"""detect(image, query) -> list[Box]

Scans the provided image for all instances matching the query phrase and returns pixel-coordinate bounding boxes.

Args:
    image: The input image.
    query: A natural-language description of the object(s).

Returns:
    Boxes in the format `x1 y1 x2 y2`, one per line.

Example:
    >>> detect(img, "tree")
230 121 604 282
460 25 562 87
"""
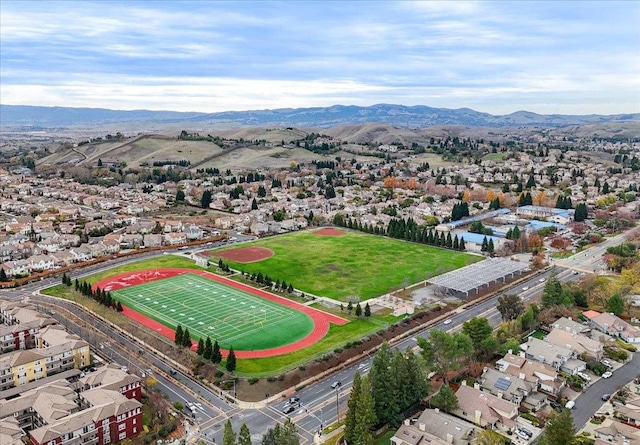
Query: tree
116 301 124 312
226 346 237 372
369 342 397 425
364 302 371 317
0 268 9 282
251 198 258 210
222 420 236 445
538 409 576 445
238 424 251 445
526 175 536 189
475 430 507 445
175 189 185 202
203 337 212 360
430 384 458 412
497 294 524 321
97 158 103 167
353 376 376 445
574 202 588 221
201 189 212 208
211 340 222 363
417 330 472 382
174 325 183 346
261 420 299 445
197 338 205 356
343 371 361 444
541 275 563 307
355 303 362 317
607 293 625 316
181 328 192 348
462 317 493 357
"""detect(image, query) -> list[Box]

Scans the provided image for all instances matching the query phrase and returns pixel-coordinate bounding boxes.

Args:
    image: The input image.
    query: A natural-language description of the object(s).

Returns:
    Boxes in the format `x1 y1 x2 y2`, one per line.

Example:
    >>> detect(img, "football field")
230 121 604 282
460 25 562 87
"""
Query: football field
111 273 314 350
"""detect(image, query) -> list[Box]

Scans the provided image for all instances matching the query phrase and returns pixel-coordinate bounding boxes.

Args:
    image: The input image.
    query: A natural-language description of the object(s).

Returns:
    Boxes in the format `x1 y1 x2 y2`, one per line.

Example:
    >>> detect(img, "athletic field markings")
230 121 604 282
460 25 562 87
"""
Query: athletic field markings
110 273 312 347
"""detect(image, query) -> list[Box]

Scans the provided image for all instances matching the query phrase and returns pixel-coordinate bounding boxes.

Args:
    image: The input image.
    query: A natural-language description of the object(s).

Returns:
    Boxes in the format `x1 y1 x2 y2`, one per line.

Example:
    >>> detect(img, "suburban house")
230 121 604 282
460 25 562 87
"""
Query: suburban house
545 328 603 361
521 337 586 374
391 408 480 445
585 311 640 344
594 420 640 444
613 394 640 428
453 382 519 431
496 352 564 397
478 367 534 406
551 317 591 335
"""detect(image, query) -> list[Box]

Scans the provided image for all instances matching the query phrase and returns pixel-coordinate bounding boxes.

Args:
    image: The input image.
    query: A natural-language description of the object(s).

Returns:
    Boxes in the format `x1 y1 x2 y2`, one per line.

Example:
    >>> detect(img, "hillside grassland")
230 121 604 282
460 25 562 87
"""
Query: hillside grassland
213 230 480 300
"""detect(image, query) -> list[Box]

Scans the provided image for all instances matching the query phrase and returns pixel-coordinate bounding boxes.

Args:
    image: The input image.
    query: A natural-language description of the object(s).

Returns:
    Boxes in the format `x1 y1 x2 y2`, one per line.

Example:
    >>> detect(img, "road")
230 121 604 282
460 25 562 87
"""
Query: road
1 229 636 442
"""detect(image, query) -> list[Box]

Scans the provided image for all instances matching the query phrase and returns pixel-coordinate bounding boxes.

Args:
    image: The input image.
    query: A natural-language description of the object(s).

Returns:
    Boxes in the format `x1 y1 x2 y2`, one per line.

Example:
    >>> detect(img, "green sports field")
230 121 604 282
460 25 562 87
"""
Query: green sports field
214 230 480 300
111 273 314 350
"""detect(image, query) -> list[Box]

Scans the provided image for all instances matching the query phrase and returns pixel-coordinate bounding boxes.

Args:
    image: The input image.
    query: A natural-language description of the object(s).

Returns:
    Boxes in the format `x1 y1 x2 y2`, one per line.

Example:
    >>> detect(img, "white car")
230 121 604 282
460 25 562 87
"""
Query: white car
443 319 452 325
522 286 530 291
515 430 529 440
539 277 546 282
577 372 591 381
602 371 613 379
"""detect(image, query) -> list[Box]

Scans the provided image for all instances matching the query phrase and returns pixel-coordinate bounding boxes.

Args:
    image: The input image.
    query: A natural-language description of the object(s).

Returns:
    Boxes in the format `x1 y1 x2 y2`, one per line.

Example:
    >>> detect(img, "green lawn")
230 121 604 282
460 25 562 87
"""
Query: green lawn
85 255 203 284
213 231 480 300
111 273 313 351
236 318 379 376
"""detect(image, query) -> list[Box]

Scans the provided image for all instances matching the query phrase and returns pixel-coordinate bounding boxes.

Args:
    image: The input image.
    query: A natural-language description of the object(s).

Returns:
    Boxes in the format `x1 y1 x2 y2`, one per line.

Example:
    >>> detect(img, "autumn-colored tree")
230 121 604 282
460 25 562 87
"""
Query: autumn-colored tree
528 234 543 249
461 189 472 202
550 237 572 251
486 189 496 203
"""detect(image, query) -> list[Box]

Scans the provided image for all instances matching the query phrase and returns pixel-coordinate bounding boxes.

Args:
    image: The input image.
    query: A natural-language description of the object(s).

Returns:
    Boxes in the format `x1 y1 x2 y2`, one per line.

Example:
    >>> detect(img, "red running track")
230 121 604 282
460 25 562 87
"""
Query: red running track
93 268 348 359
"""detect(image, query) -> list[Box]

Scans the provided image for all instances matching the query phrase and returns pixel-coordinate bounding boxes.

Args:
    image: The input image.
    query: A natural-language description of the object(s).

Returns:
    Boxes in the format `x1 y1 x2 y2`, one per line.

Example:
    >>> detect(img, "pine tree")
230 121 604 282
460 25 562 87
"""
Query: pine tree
481 236 488 252
343 371 361 444
197 338 205 356
364 302 371 317
459 237 465 250
222 420 236 445
182 328 192 348
487 238 495 254
355 303 362 317
453 235 459 250
116 301 124 312
538 409 576 445
237 424 251 445
353 376 376 445
203 337 212 360
226 346 237 372
174 325 183 346
212 340 222 363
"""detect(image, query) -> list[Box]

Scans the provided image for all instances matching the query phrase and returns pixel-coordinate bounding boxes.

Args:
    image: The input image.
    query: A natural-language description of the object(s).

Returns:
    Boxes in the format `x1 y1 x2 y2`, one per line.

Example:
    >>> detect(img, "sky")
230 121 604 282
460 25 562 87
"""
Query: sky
1 1 639 115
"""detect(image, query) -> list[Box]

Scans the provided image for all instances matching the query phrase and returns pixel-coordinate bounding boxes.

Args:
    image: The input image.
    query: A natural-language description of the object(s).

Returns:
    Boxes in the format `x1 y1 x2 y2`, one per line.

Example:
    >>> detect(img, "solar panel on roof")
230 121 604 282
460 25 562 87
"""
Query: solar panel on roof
494 377 512 391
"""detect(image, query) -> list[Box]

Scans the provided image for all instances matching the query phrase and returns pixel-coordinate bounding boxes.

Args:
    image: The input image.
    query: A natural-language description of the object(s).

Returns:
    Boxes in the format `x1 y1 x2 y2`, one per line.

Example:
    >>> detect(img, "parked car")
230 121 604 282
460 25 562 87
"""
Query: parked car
602 371 613 379
515 430 529 440
577 372 591 381
602 394 611 401
602 360 613 368
549 400 563 412
518 427 533 438
565 400 575 409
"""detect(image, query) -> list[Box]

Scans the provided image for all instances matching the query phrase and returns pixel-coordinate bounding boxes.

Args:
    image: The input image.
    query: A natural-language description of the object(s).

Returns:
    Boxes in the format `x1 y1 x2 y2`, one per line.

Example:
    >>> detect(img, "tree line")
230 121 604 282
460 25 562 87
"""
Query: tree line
332 214 466 251
64 274 123 312
220 417 299 445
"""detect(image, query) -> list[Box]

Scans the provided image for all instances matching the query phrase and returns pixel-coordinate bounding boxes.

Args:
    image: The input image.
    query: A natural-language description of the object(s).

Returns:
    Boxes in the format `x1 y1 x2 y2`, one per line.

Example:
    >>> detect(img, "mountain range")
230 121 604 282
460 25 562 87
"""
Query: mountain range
1 103 639 129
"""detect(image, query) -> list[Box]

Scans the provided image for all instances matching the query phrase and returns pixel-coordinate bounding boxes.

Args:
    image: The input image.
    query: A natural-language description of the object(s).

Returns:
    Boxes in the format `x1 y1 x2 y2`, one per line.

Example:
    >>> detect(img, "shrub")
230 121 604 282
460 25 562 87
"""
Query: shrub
215 370 224 378
520 412 540 426
158 428 169 438
617 339 637 352
248 378 259 385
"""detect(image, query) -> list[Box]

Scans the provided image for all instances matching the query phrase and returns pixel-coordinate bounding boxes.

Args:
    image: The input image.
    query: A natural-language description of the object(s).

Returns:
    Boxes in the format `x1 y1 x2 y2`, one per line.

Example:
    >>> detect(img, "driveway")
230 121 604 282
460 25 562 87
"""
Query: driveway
571 352 640 429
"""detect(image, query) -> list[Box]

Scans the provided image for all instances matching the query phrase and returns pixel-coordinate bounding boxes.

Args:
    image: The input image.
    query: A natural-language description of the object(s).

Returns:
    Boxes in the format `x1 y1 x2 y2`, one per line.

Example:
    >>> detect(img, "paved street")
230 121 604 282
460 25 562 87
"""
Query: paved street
1 229 638 442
